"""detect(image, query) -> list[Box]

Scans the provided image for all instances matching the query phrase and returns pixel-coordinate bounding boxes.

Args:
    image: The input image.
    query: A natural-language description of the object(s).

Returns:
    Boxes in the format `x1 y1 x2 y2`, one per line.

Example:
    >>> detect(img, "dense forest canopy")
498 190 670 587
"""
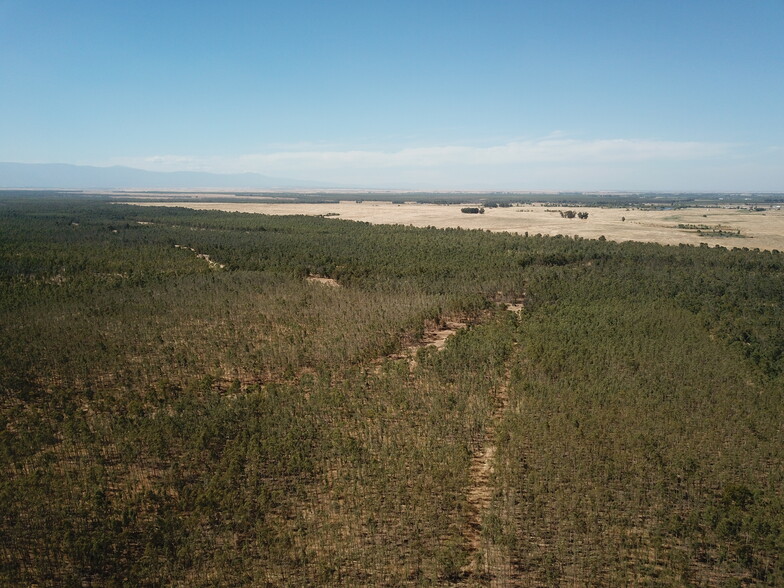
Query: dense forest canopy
1 195 782 585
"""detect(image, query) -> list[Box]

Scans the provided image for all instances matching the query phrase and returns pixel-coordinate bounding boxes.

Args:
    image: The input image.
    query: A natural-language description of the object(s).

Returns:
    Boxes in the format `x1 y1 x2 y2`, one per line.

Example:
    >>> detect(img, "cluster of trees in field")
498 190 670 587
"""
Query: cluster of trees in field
558 209 589 219
1 195 782 585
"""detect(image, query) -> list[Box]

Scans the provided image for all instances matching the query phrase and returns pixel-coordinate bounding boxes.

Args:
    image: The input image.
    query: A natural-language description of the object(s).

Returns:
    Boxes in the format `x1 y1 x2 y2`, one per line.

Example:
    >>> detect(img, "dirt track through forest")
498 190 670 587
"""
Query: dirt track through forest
174 244 225 269
372 301 524 584
461 303 523 586
397 302 522 585
462 372 514 586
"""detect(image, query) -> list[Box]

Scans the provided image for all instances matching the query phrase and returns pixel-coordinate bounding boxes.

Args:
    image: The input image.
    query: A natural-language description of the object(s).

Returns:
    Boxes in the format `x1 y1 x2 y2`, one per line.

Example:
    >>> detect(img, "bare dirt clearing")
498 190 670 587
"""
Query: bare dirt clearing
381 319 468 371
418 320 466 351
305 275 340 287
128 200 784 250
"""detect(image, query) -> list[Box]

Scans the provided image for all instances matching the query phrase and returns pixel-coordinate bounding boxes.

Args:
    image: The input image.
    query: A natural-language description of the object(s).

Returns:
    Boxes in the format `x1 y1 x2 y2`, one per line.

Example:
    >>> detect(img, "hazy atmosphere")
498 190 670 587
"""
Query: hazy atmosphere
1 0 783 190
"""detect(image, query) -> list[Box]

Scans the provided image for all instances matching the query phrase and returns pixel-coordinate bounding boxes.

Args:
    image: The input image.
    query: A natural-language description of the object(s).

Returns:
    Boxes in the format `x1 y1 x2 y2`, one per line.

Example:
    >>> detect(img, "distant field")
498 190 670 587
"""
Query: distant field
127 200 784 250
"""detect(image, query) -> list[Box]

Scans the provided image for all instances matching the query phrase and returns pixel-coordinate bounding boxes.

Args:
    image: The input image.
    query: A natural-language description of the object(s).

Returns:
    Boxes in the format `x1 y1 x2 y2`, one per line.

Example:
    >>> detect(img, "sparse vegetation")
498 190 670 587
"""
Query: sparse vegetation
1 195 782 585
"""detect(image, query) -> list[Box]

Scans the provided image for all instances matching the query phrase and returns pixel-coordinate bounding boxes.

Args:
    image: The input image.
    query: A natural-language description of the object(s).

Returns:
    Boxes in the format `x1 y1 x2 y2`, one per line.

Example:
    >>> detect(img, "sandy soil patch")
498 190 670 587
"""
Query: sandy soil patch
306 275 340 287
419 320 466 351
129 201 784 250
381 320 468 372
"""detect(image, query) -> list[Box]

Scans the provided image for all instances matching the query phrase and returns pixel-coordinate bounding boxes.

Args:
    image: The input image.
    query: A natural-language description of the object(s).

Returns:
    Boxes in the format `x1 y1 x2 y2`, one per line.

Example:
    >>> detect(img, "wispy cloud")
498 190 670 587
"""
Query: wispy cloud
237 138 734 171
98 136 773 190
111 137 735 175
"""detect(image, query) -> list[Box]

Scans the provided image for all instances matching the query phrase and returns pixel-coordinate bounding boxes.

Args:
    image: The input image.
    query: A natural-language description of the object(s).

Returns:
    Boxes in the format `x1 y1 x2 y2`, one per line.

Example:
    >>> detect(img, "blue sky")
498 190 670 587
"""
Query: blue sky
1 0 783 190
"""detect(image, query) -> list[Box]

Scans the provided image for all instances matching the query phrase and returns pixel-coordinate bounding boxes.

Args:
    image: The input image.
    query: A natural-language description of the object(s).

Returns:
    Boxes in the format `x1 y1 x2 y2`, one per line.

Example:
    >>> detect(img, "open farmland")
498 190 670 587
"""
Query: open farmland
127 199 784 251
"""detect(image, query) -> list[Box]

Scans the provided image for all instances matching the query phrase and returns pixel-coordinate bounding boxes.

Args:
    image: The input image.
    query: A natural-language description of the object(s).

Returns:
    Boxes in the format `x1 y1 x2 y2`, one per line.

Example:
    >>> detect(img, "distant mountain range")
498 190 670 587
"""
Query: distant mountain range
0 162 328 190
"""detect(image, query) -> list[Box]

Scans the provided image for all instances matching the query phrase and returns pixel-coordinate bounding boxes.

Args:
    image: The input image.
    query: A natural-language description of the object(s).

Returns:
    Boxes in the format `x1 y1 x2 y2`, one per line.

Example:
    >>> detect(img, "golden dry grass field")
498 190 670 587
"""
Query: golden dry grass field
127 200 784 250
